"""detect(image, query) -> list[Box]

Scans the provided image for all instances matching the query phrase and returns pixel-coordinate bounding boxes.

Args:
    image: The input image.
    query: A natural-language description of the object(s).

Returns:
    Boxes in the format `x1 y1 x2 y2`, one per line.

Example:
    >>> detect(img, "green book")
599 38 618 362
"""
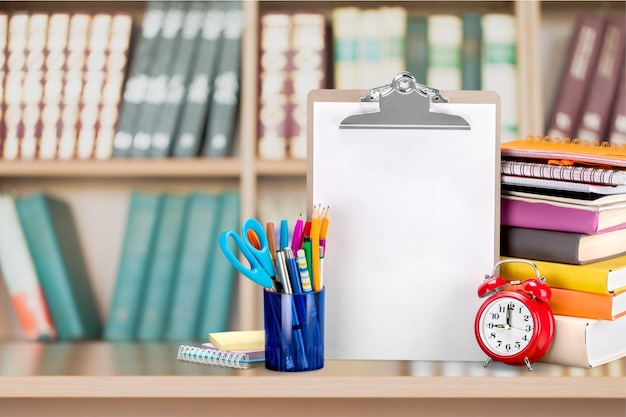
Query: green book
461 13 482 90
172 2 225 158
406 15 428 85
130 1 188 158
104 190 163 341
148 1 205 158
196 190 240 339
112 1 167 158
136 194 188 341
202 1 243 158
165 191 221 341
16 193 101 341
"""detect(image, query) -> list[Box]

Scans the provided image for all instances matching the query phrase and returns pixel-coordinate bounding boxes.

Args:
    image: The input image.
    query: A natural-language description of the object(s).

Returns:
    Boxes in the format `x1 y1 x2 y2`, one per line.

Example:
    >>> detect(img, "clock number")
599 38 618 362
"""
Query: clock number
491 313 500 320
523 314 530 321
525 325 532 332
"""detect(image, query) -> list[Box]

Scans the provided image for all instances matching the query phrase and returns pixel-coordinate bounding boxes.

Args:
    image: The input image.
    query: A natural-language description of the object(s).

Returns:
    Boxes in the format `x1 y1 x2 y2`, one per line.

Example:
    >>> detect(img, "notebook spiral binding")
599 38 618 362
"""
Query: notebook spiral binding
525 135 626 149
177 345 260 369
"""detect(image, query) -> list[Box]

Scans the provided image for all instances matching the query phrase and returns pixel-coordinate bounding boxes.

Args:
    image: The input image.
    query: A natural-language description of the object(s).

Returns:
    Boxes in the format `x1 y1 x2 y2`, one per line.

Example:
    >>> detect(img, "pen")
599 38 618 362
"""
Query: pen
265 222 283 292
280 219 289 249
290 214 304 253
296 248 312 292
275 250 292 294
285 248 303 294
302 236 313 280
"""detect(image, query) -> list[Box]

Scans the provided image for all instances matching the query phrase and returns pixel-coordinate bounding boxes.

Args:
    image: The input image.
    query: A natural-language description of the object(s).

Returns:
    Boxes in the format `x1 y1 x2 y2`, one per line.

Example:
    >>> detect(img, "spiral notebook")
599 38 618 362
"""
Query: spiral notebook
501 135 626 167
177 343 265 369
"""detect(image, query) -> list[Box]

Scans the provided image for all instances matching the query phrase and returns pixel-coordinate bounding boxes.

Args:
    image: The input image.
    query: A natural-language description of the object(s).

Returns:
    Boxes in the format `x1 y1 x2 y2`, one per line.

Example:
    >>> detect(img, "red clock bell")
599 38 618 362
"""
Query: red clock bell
474 259 555 371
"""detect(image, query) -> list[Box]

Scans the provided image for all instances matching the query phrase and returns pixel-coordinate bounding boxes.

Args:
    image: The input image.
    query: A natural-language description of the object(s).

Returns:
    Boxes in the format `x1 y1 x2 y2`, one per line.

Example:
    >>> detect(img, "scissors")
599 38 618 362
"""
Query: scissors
219 217 278 290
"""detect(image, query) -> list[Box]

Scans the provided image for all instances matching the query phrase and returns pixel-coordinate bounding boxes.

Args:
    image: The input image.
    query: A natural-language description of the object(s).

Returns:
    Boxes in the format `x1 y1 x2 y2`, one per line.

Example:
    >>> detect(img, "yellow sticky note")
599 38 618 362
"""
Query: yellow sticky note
209 330 265 351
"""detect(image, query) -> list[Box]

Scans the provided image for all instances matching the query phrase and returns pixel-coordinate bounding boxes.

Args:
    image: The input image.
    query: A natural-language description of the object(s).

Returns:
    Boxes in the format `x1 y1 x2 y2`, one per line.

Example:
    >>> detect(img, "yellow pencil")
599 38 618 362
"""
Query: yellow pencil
310 206 321 291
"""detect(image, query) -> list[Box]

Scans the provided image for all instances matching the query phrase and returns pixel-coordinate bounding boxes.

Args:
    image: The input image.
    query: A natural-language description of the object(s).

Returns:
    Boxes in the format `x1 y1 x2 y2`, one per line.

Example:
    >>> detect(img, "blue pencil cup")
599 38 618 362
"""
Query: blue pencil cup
263 288 324 372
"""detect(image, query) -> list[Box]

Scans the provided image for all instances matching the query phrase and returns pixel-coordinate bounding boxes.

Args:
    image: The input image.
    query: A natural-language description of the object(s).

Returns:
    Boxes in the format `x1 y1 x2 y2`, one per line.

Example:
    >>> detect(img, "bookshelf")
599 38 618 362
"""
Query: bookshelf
0 1 624 411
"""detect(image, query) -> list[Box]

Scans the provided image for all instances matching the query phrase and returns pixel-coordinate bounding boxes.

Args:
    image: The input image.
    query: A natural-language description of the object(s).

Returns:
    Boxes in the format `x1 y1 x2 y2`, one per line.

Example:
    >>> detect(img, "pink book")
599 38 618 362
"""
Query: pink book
501 195 626 234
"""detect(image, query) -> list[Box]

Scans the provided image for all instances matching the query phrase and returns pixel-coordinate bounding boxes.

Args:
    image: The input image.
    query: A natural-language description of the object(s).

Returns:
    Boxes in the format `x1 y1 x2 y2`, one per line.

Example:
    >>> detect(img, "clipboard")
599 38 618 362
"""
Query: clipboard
307 72 501 361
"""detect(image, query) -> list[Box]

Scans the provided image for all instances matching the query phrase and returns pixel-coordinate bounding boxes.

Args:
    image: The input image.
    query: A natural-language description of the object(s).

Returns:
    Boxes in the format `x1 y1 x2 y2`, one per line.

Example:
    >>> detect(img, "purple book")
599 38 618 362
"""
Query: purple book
501 196 626 234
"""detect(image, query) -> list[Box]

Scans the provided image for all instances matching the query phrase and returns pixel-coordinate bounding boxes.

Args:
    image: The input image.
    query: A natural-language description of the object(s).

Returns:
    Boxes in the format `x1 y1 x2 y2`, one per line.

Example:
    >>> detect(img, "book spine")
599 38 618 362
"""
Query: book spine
549 287 622 320
112 1 166 158
39 13 69 160
17 193 101 340
481 13 517 142
405 15 428 85
547 14 606 140
2 13 28 160
501 160 626 186
501 197 603 234
104 190 163 341
58 13 91 160
608 53 626 146
202 1 244 158
171 2 224 158
76 14 111 160
20 13 48 160
427 15 462 91
0 13 6 157
461 13 482 90
257 13 290 160
94 14 133 160
287 12 328 159
165 192 220 341
357 9 382 89
148 2 204 158
499 255 621 294
500 226 588 264
577 15 626 142
0 195 56 341
196 191 240 339
130 2 186 158
137 194 188 342
378 7 407 87
331 7 360 89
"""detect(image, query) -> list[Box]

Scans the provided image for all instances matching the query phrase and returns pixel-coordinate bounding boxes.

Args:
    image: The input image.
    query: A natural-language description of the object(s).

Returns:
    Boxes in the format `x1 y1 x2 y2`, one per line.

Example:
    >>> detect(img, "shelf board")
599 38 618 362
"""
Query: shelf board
0 159 242 178
0 342 623 399
256 159 307 176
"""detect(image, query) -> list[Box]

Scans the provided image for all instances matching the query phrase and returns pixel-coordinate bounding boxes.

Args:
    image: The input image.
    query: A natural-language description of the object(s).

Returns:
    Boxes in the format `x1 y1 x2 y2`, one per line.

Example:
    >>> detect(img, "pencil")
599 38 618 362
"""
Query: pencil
310 206 321 291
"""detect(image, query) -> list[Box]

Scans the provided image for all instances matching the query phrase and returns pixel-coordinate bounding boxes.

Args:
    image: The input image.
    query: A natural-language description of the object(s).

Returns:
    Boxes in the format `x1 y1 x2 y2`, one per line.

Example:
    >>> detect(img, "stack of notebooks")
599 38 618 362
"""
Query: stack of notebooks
499 135 626 367
177 330 265 369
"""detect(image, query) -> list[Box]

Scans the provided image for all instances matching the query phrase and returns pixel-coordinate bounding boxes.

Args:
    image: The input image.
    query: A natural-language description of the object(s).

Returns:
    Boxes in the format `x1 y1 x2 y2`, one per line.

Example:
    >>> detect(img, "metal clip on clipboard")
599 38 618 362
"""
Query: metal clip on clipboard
339 72 471 130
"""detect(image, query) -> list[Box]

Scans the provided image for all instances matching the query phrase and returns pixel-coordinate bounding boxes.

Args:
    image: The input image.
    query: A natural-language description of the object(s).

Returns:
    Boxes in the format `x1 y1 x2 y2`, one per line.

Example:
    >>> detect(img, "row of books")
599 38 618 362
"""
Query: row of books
0 193 101 341
330 8 519 141
547 14 626 147
104 189 240 342
0 1 244 161
498 136 626 367
0 11 133 160
112 1 243 159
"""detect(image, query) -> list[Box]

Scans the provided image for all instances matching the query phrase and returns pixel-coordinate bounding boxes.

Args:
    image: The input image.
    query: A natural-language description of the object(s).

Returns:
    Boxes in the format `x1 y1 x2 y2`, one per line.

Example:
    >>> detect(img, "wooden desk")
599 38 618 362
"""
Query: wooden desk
0 342 623 417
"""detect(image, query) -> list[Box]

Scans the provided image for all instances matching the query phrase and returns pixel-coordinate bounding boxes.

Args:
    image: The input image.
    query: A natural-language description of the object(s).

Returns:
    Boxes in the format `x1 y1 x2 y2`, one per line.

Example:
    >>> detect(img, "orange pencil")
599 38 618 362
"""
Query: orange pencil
310 206 321 291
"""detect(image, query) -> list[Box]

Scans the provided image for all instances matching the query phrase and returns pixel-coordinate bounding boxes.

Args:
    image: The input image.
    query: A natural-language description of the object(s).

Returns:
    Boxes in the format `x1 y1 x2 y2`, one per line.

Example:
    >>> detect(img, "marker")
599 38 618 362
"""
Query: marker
280 219 289 249
291 214 304 253
296 248 312 292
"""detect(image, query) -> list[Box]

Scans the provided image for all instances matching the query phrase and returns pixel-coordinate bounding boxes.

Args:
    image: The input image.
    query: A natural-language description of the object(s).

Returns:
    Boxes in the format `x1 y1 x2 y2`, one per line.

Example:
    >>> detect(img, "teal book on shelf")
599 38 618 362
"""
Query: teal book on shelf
165 191 221 341
104 190 163 341
202 1 243 158
136 193 188 341
461 13 482 90
196 190 240 339
16 193 101 341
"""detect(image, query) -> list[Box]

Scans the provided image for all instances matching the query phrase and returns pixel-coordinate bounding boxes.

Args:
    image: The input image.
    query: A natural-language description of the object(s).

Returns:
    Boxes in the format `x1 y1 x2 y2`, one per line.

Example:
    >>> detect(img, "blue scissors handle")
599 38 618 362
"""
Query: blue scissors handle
218 218 276 289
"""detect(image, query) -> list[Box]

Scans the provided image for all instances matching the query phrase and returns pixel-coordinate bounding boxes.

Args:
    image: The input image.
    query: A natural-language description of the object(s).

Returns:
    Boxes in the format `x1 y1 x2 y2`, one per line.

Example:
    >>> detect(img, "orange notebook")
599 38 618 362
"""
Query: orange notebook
501 135 626 168
547 287 626 320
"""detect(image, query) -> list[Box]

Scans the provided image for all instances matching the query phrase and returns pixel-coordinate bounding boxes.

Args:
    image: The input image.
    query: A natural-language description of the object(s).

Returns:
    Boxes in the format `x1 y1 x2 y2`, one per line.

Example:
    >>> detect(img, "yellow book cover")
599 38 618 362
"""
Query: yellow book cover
499 255 626 295
208 330 265 352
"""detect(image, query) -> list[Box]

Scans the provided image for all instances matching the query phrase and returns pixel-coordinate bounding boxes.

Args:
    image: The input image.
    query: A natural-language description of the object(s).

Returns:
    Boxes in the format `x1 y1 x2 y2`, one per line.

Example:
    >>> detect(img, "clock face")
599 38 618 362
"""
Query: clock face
478 296 535 357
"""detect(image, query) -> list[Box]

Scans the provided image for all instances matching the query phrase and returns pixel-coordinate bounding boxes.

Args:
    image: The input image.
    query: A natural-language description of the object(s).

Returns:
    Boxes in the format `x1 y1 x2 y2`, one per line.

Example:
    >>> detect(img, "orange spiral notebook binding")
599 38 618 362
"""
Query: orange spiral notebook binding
501 135 626 168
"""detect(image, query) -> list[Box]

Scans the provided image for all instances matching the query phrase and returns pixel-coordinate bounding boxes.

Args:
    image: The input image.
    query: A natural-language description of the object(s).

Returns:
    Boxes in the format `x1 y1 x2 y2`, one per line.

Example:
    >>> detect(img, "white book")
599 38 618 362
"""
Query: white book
427 15 462 90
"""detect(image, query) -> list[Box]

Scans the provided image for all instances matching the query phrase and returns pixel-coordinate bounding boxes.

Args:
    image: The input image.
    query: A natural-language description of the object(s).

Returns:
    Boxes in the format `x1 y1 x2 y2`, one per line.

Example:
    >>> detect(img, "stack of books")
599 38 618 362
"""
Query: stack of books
499 135 626 367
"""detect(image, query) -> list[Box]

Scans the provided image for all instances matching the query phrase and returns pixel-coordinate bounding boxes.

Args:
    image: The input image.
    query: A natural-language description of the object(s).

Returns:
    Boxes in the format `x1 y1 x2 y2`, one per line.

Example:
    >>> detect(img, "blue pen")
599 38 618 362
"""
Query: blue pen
285 248 303 294
280 219 289 249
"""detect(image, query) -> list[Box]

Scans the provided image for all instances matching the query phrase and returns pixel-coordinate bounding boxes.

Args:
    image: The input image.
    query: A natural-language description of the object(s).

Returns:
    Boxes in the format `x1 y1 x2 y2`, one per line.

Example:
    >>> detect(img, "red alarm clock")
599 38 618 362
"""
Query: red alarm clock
474 259 555 371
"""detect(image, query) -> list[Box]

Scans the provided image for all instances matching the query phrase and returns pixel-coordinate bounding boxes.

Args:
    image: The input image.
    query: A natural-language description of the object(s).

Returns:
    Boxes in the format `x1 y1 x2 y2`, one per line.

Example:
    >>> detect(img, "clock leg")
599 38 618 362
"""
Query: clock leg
524 357 532 371
483 357 493 368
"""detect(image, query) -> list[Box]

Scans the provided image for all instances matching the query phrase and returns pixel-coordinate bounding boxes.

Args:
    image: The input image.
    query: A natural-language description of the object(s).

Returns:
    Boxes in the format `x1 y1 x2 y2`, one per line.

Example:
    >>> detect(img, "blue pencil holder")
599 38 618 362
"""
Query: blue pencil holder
263 288 324 372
